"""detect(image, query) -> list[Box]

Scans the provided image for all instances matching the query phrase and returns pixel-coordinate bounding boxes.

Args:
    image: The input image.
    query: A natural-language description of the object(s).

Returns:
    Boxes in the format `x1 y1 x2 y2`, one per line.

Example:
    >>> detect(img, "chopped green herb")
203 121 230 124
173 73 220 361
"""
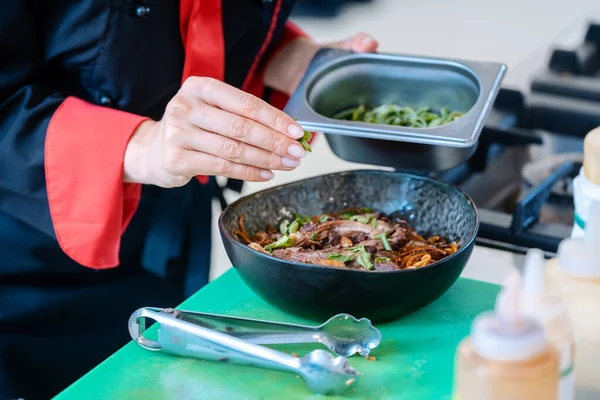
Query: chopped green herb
346 246 373 270
327 253 355 263
293 213 312 225
319 215 329 223
356 251 373 270
281 213 311 235
349 214 375 224
375 257 391 263
288 220 300 234
378 234 392 251
332 104 464 128
298 130 312 152
279 220 290 235
293 119 312 152
265 235 295 252
310 232 318 241
371 218 378 229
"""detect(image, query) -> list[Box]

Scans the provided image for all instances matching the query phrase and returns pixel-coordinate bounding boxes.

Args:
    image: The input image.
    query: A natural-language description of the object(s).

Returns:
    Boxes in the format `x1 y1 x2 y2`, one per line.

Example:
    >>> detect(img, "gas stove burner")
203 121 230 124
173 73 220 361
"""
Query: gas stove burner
521 153 582 199
520 153 581 226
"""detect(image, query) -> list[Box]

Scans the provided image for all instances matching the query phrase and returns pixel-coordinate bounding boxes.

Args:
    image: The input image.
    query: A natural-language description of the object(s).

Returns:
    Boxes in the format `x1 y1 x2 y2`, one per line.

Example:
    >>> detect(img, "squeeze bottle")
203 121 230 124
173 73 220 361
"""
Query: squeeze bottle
454 268 559 400
522 248 575 400
546 200 600 397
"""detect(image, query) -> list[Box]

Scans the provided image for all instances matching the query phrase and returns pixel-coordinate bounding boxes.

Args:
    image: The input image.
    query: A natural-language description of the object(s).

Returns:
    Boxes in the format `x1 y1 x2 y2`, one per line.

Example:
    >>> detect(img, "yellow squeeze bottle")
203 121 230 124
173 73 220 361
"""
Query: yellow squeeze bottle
546 201 600 398
522 248 575 400
454 269 559 400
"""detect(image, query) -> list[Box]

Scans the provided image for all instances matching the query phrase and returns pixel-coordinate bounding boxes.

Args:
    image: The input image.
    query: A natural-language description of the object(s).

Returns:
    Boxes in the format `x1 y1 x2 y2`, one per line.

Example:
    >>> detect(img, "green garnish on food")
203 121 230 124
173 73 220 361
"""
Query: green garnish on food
375 257 391 263
378 234 392 251
280 214 311 235
265 235 295 252
279 220 289 235
288 220 300 234
332 104 464 128
327 253 355 263
347 246 373 270
310 232 318 240
356 250 373 270
348 213 375 224
319 215 329 223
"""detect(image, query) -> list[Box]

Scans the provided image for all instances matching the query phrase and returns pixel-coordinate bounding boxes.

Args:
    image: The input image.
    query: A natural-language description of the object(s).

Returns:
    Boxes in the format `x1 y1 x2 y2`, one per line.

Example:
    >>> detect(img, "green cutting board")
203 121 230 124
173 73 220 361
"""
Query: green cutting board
55 269 499 400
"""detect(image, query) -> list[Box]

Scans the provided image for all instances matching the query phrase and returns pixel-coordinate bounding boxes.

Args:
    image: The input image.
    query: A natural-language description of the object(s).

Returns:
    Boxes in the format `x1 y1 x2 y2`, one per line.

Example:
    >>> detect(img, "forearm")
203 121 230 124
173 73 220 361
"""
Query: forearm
263 36 318 96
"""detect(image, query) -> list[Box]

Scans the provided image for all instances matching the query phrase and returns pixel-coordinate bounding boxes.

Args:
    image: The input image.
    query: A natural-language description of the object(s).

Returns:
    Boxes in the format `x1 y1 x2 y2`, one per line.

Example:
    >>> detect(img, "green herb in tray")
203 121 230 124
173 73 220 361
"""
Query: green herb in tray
332 104 464 128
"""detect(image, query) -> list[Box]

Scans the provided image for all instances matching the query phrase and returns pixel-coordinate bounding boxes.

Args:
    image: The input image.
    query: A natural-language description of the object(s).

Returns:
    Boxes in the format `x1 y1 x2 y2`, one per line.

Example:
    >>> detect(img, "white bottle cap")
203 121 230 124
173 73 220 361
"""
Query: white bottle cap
522 248 568 321
558 200 600 278
471 268 547 361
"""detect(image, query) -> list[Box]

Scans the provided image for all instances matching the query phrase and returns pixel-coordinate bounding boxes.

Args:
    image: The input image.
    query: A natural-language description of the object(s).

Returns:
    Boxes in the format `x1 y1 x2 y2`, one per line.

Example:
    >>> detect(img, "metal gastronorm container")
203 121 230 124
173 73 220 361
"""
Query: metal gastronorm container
283 48 507 171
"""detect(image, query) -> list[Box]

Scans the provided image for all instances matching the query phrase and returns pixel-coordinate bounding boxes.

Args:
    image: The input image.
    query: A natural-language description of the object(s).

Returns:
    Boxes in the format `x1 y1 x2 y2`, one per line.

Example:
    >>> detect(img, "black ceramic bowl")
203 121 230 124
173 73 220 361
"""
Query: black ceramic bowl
219 170 478 322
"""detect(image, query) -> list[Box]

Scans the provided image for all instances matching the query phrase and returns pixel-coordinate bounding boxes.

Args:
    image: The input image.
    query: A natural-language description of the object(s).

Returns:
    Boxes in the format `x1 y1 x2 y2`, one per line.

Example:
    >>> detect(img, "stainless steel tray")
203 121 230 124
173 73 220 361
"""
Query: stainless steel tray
285 48 507 148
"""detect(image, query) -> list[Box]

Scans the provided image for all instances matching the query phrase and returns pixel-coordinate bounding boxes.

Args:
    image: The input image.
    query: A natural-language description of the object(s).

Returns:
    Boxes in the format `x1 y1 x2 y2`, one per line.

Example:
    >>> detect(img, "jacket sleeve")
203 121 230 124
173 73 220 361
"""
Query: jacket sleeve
0 2 147 269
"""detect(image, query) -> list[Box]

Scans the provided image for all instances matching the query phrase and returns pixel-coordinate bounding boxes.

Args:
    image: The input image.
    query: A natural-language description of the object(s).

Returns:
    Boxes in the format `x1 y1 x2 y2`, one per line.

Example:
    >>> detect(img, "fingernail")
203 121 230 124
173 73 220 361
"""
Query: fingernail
362 36 374 44
288 144 306 159
282 157 301 168
287 124 304 139
260 170 275 180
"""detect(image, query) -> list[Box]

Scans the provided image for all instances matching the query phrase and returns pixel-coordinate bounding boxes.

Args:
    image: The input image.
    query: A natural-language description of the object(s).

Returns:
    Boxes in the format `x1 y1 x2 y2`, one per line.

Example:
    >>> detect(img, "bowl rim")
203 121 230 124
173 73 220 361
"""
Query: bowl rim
218 169 479 275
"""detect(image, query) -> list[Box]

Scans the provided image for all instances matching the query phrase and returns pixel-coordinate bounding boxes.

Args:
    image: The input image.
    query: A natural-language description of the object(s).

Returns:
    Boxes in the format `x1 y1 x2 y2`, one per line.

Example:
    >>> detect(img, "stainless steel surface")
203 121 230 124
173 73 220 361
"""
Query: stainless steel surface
324 134 479 172
150 309 381 357
285 48 507 148
129 307 361 395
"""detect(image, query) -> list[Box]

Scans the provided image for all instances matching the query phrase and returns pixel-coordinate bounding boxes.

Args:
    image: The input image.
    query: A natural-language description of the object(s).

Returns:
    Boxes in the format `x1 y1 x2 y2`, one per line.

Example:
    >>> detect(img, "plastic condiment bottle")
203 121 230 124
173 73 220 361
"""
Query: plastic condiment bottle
572 127 600 238
454 269 559 400
521 248 575 400
546 200 600 398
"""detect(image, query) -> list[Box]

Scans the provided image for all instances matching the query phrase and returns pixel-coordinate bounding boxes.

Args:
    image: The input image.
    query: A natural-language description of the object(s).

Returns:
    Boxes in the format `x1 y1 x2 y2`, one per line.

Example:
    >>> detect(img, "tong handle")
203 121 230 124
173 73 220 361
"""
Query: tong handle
129 307 299 372
174 309 317 345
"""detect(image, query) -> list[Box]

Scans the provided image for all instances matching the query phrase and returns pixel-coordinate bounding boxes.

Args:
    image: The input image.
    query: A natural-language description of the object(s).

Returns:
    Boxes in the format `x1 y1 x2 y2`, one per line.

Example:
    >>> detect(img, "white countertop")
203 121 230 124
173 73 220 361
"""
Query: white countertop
460 246 525 285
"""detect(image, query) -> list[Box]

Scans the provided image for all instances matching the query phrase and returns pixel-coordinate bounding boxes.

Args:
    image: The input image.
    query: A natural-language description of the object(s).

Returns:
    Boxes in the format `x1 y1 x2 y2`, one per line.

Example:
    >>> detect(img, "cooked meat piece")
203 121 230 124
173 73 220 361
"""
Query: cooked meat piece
254 231 282 246
248 242 270 255
267 224 277 234
351 233 371 243
301 221 317 232
293 233 323 249
353 239 384 252
272 247 357 266
312 220 374 237
340 237 353 247
373 261 398 271
371 220 395 237
327 231 341 246
364 245 378 253
387 227 411 249
374 250 396 259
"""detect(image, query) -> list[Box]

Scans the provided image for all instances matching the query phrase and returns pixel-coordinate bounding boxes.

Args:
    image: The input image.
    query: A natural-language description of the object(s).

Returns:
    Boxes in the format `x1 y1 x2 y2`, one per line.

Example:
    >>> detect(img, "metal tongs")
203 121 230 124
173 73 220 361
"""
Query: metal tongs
129 307 382 395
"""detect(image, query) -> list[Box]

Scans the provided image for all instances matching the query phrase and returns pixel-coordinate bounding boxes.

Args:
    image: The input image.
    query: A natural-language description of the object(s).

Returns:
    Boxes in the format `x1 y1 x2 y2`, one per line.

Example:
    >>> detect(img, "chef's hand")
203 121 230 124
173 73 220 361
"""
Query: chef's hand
265 32 379 96
123 77 307 187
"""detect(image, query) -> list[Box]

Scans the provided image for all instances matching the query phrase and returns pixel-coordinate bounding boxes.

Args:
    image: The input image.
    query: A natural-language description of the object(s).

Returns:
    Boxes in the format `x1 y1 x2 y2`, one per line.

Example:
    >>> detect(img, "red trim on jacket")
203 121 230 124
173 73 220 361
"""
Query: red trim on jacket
45 97 147 268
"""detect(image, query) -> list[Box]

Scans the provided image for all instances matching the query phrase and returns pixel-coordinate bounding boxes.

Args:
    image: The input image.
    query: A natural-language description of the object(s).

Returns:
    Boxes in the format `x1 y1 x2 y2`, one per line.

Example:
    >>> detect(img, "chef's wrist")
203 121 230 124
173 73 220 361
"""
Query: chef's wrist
264 37 319 96
124 119 155 184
